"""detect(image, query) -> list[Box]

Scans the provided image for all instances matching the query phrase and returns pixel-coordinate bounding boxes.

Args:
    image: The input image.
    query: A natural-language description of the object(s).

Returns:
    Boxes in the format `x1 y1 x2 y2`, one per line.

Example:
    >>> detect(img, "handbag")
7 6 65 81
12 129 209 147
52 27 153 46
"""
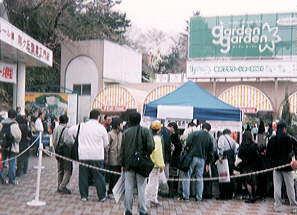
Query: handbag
128 126 154 177
71 124 81 161
216 159 230 183
177 150 192 172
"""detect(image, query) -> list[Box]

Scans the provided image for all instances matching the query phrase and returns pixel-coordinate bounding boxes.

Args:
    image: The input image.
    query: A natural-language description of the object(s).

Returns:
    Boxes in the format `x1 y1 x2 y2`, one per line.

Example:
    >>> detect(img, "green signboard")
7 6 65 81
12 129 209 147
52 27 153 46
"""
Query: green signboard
189 13 297 59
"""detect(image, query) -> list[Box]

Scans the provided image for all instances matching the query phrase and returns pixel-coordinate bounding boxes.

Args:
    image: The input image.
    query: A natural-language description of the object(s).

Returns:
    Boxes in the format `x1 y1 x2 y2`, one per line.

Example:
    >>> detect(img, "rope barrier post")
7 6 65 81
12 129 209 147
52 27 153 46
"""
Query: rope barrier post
27 132 46 207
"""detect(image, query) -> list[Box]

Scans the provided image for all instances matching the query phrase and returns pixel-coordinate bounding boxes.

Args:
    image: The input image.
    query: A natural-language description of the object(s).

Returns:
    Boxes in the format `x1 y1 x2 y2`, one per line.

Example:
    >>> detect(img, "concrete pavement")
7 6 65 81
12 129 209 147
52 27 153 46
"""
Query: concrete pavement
0 156 293 215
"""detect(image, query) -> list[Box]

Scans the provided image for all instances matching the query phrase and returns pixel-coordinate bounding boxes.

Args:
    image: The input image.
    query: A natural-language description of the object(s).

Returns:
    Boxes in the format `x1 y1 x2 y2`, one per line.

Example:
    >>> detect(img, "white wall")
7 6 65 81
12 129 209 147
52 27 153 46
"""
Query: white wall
77 96 91 122
65 56 99 122
103 40 142 83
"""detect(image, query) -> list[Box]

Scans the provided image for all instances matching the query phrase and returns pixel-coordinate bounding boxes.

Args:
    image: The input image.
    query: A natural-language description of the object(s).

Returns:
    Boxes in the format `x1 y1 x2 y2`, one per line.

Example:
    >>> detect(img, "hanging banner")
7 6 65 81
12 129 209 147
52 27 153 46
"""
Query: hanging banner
0 62 16 83
0 17 53 66
187 60 297 78
157 105 193 119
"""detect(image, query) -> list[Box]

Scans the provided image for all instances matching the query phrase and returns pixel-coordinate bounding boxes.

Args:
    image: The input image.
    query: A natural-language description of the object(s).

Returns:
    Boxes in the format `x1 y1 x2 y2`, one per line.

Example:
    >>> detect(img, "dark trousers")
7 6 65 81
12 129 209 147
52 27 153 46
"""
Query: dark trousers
16 152 29 177
203 167 212 198
57 158 73 189
219 181 234 200
108 165 121 194
79 160 106 200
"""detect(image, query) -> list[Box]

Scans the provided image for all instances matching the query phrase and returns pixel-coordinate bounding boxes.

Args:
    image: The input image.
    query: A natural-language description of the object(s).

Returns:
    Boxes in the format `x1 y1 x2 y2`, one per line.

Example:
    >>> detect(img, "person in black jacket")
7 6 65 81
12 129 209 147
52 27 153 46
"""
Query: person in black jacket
238 130 259 203
120 112 154 215
266 122 297 213
160 122 176 178
16 115 32 177
180 123 213 201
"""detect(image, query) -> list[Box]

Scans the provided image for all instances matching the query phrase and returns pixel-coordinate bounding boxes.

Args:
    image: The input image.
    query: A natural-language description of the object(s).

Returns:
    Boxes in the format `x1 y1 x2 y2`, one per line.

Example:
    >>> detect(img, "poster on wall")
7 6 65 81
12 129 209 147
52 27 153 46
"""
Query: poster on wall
25 93 77 126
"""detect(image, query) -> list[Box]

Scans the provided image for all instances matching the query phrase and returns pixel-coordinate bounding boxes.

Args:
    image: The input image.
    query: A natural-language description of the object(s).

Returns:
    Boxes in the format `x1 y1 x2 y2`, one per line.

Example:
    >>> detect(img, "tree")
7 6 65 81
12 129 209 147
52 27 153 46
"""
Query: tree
281 87 292 127
2 0 130 94
126 27 178 80
158 33 187 74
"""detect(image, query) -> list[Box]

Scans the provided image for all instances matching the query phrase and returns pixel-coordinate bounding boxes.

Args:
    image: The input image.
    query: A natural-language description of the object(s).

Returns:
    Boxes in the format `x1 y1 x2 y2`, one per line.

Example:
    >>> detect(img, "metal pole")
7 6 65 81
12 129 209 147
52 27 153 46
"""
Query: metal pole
27 132 46 206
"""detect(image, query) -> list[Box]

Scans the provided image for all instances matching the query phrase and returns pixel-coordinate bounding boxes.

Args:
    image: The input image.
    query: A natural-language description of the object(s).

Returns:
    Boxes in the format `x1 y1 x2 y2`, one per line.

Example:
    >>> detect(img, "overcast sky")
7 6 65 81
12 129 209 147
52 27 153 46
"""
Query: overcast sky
115 0 296 34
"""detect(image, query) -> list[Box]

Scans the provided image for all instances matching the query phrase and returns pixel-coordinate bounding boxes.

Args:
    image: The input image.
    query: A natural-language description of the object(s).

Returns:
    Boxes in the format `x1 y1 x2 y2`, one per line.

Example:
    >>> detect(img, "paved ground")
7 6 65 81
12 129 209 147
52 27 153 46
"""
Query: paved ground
0 155 294 215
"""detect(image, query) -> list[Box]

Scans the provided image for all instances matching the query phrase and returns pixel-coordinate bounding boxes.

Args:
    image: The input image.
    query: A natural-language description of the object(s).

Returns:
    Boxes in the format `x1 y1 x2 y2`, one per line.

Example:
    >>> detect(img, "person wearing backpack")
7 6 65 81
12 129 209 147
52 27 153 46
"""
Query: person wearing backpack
16 115 32 177
52 114 72 194
0 109 21 185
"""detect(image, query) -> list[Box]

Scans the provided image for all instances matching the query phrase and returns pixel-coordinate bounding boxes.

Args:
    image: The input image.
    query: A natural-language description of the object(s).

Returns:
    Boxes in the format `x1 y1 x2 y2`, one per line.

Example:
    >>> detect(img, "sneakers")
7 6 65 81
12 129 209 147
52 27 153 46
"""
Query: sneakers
291 208 297 214
81 197 88 202
178 196 189 201
124 211 132 215
61 187 71 195
99 197 106 202
195 197 202 202
245 198 256 204
273 206 283 213
108 194 114 199
8 180 18 185
150 201 162 207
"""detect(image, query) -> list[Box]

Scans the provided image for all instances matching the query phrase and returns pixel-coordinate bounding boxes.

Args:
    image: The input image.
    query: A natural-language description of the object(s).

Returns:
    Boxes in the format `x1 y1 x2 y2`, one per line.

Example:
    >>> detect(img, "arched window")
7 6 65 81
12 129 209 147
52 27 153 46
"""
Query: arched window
218 85 273 111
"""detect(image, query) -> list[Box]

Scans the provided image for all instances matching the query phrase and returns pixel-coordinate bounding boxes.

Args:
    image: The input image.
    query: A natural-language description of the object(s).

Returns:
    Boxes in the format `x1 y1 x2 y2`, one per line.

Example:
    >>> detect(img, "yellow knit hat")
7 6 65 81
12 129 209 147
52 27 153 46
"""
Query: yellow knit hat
150 120 162 131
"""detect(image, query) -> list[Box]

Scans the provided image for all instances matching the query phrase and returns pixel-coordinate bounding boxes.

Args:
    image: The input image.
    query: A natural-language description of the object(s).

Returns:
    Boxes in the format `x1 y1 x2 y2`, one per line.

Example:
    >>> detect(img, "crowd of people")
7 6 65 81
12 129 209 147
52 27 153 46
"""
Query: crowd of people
1 107 297 215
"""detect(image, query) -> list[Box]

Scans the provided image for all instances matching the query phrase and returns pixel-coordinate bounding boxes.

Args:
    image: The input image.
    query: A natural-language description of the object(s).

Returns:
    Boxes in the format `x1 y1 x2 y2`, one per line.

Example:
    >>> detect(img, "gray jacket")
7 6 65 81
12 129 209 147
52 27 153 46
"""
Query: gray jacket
1 118 22 153
107 129 122 166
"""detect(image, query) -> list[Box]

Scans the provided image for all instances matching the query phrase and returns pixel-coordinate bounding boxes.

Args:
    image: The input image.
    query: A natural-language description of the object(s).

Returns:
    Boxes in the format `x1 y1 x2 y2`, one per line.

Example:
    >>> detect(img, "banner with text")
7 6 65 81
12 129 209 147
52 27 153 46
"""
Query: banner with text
187 60 297 78
189 13 297 59
0 17 53 66
0 62 16 83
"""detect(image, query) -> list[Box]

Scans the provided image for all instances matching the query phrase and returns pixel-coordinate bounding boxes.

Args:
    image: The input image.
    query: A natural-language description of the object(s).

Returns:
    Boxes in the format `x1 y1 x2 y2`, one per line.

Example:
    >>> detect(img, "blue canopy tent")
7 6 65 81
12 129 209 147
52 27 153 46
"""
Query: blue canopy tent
143 81 242 121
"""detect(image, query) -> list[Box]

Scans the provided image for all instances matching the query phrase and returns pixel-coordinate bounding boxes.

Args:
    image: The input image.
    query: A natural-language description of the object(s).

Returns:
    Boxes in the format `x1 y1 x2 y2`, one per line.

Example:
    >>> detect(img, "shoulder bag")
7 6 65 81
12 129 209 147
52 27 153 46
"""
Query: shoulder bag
71 124 81 161
223 136 235 173
128 126 154 177
55 127 66 156
177 149 192 172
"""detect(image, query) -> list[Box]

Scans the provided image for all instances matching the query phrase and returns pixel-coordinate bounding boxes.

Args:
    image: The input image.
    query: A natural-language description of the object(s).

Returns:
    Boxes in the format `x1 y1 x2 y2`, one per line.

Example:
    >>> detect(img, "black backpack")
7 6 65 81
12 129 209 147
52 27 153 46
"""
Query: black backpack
0 122 16 151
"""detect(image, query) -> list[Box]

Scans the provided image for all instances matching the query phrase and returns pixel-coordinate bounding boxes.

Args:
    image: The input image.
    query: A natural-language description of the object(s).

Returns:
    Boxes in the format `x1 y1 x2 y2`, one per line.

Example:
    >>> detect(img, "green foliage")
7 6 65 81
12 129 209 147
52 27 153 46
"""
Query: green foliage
1 0 130 94
0 82 12 110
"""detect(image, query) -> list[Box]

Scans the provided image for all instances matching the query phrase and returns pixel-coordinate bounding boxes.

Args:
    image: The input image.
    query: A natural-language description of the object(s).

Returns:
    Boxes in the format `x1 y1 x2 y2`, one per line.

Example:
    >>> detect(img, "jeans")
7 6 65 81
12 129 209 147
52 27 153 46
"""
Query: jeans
8 152 17 184
124 170 147 215
273 170 297 210
182 156 205 200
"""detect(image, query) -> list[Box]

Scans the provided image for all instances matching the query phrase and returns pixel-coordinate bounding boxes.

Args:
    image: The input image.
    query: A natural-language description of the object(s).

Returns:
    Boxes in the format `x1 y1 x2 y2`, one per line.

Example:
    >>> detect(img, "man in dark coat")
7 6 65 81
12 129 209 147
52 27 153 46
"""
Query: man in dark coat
266 122 297 213
120 112 154 215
